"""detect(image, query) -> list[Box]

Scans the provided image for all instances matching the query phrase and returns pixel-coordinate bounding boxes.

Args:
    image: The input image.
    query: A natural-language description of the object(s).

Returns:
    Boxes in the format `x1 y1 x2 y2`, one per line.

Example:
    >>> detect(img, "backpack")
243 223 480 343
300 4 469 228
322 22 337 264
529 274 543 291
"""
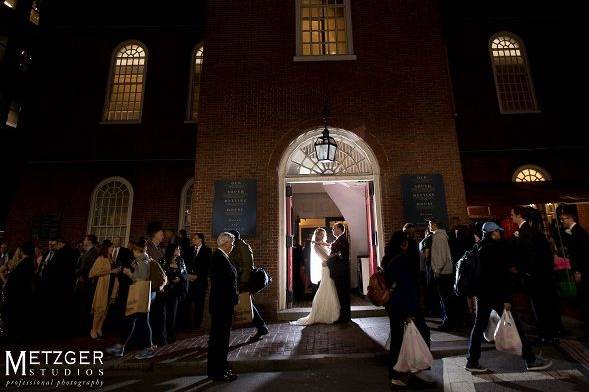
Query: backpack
367 268 390 306
454 243 481 297
149 260 168 292
249 267 272 294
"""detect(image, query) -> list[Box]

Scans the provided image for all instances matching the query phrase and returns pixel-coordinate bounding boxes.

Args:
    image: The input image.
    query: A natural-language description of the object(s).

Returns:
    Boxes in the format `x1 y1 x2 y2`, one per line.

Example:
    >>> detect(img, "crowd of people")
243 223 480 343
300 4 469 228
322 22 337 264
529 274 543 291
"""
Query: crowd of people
0 203 587 386
0 222 267 370
382 203 588 387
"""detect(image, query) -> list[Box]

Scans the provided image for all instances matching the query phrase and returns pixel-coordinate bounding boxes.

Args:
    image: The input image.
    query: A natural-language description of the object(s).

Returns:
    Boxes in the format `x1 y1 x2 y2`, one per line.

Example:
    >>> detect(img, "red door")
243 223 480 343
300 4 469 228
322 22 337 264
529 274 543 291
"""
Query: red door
286 184 294 307
365 181 378 275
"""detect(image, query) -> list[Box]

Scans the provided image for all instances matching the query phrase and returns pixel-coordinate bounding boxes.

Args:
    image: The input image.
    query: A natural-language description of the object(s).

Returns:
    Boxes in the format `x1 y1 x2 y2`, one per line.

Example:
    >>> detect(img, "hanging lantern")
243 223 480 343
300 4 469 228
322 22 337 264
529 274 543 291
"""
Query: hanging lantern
314 125 338 163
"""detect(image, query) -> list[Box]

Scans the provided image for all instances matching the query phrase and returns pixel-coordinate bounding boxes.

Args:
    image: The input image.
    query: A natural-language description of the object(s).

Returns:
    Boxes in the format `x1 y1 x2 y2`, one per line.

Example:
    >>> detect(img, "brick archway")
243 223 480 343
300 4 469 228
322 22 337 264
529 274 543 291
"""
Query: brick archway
277 127 384 310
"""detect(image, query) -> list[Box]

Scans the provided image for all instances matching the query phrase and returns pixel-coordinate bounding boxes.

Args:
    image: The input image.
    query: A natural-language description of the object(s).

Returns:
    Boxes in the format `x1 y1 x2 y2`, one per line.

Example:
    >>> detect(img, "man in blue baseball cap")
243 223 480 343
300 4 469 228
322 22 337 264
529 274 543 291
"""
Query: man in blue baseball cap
465 221 552 373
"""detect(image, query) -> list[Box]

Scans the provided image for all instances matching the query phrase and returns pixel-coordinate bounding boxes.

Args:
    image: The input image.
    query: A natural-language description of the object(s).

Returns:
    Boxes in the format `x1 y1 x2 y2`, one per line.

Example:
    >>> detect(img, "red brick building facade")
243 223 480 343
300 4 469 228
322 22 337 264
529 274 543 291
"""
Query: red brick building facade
193 0 467 314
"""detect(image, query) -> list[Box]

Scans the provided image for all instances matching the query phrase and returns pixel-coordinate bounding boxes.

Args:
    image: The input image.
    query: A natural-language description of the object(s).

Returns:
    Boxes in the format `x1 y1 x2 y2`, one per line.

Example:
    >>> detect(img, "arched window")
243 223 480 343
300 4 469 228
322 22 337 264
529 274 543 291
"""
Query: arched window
179 178 194 232
512 165 551 183
490 33 537 113
286 128 373 176
187 44 204 121
88 177 133 244
103 41 147 122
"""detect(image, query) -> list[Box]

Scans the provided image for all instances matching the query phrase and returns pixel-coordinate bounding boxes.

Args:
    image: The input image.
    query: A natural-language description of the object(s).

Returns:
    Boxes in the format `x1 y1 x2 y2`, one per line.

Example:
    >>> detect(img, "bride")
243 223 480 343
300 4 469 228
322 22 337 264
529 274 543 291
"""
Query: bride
292 228 340 325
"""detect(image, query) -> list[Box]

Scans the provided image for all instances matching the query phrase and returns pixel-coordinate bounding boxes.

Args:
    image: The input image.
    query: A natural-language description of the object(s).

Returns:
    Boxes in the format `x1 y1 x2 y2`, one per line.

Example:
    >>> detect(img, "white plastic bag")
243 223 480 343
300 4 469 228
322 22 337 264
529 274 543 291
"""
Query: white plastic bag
483 310 500 342
393 320 433 373
493 310 522 356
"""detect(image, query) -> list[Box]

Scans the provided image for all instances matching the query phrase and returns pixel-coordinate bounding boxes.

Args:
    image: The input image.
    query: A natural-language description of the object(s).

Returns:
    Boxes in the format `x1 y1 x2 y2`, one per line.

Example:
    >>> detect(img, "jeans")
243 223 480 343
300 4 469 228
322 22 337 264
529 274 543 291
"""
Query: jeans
252 297 267 332
467 298 535 366
123 312 152 350
436 274 454 326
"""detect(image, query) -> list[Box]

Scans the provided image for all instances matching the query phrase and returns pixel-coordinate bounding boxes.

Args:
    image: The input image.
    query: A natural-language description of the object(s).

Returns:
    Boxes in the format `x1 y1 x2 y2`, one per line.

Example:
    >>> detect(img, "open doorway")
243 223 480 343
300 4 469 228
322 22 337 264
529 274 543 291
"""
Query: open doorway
286 180 378 309
278 127 384 312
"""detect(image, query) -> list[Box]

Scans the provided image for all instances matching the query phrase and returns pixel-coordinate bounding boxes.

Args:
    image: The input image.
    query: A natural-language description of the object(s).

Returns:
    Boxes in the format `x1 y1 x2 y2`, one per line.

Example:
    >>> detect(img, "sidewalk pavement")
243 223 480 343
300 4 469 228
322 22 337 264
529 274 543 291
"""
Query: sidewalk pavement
98 317 493 373
4 315 587 376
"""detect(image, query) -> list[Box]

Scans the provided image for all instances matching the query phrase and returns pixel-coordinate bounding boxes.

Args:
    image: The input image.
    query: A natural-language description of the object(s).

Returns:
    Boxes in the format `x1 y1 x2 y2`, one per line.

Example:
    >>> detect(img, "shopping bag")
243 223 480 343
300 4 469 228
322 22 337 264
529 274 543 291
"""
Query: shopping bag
483 310 500 342
493 310 522 356
233 292 254 327
125 281 152 316
393 320 433 373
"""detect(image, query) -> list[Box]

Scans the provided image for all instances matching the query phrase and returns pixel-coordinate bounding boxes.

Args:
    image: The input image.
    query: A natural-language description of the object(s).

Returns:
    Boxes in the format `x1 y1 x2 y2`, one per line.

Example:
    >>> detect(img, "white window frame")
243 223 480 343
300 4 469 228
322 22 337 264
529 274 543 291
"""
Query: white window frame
512 164 551 183
178 178 194 232
87 176 134 245
294 0 356 62
185 43 204 123
489 32 539 115
101 40 148 124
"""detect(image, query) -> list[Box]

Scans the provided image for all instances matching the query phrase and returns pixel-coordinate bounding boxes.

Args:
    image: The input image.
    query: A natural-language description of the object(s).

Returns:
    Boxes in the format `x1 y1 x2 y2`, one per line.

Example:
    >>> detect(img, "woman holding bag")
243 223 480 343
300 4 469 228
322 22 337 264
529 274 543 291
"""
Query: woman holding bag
88 240 120 339
382 231 431 388
106 238 156 360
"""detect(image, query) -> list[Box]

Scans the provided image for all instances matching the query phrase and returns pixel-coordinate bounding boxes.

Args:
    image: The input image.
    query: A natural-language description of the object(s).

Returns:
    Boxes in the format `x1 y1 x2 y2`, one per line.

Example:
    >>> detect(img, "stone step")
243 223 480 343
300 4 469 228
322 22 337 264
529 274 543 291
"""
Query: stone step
277 305 387 321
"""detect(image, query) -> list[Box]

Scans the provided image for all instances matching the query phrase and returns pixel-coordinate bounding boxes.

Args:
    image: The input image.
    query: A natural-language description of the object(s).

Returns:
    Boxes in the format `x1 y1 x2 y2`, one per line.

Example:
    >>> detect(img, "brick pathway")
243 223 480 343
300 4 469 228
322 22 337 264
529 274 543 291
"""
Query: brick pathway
114 317 388 366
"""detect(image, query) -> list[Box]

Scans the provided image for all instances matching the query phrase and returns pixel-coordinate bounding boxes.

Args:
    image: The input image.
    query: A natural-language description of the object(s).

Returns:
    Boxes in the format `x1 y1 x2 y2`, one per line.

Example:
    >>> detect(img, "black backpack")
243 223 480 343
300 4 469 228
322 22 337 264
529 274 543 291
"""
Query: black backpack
249 267 272 294
454 243 481 297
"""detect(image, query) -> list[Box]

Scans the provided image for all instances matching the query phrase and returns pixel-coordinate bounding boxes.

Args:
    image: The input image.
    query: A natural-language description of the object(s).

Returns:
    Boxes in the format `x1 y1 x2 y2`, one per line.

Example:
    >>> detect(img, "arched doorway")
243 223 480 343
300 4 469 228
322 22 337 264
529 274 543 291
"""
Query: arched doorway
278 127 384 310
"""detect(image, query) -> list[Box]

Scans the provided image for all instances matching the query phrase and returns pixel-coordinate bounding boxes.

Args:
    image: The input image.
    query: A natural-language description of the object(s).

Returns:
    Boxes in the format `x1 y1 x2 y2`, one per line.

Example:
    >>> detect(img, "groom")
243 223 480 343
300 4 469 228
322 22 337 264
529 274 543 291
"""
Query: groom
328 222 351 323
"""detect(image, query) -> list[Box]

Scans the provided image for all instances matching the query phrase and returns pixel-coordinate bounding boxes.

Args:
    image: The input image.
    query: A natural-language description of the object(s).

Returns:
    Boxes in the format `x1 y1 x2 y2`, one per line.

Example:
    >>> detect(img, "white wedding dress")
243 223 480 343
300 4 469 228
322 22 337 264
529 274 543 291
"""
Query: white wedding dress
291 242 340 325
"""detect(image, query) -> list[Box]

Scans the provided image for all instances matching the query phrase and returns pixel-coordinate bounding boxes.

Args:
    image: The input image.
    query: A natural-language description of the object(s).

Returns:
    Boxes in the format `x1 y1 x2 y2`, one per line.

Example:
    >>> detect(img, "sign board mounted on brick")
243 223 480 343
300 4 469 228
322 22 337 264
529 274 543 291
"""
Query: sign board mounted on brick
401 174 448 228
213 180 257 236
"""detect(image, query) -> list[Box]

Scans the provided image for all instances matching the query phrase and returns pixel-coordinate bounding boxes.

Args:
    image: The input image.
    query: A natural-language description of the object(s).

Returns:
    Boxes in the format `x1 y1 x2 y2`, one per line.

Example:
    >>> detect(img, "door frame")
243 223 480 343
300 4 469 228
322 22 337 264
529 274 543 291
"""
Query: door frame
277 129 384 311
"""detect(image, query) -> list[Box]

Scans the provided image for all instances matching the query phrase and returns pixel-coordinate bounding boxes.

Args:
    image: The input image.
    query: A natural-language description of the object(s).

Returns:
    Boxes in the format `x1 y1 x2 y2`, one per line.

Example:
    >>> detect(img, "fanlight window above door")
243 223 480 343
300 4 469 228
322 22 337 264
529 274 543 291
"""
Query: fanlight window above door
286 130 373 176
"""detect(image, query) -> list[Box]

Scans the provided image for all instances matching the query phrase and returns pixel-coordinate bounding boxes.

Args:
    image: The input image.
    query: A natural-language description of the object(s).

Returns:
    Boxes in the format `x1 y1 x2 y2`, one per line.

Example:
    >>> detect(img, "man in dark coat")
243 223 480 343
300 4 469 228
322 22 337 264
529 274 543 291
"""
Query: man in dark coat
229 230 268 341
511 206 561 342
207 232 239 382
465 222 551 373
559 205 589 339
328 222 351 323
75 234 98 334
111 238 134 330
187 232 212 328
47 238 78 336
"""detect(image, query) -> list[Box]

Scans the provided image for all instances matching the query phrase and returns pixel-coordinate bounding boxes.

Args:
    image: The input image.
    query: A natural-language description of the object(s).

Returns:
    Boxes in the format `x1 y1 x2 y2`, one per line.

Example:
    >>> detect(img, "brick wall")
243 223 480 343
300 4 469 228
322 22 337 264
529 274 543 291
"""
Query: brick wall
5 162 194 247
193 0 468 317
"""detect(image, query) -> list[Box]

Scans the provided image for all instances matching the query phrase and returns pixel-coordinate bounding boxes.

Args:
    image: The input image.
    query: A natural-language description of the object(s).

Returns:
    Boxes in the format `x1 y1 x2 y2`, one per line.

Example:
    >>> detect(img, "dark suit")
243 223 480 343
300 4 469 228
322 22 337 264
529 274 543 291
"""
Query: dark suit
187 244 212 328
46 245 78 336
75 246 97 334
112 247 134 329
567 224 589 335
207 248 238 379
329 235 351 322
514 222 560 338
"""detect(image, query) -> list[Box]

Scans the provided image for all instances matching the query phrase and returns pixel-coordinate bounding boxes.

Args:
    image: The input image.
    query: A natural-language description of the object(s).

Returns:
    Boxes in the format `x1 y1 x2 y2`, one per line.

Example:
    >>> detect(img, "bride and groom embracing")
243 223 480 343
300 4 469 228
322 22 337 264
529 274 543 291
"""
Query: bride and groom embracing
292 222 351 325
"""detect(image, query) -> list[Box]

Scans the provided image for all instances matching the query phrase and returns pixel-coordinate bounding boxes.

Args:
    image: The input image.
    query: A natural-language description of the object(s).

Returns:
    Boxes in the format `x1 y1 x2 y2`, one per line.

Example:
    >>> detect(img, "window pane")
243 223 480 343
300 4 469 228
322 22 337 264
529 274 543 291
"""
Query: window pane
104 43 147 121
490 34 537 113
89 179 132 243
300 0 349 56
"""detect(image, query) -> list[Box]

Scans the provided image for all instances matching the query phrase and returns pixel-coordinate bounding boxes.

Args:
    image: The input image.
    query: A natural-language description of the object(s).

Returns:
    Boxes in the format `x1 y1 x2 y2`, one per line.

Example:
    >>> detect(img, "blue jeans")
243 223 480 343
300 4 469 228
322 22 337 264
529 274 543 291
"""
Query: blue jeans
467 299 535 366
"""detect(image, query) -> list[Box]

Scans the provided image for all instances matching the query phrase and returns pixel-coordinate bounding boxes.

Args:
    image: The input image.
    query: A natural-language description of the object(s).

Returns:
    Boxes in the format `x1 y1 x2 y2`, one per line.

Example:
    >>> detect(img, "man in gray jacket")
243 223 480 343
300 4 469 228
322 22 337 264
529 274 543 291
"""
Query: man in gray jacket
429 218 454 331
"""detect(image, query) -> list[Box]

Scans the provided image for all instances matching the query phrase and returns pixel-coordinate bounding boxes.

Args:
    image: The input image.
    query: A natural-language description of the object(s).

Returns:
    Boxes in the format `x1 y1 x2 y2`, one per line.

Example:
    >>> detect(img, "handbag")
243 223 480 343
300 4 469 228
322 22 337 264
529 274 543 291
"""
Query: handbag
233 292 254 327
393 320 433 373
494 310 522 356
367 268 390 306
125 280 152 316
249 267 272 294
